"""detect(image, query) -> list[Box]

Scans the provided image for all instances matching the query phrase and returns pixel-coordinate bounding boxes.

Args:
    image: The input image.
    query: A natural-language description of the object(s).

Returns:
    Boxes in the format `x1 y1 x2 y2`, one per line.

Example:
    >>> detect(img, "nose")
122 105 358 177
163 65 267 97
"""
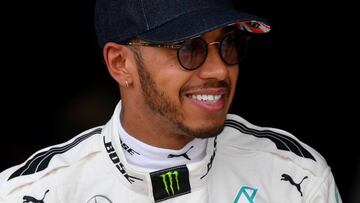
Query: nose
197 45 228 81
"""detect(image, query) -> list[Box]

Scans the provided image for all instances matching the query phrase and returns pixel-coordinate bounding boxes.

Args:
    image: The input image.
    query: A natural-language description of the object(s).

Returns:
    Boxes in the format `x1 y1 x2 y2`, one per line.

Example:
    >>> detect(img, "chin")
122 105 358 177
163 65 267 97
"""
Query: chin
178 117 226 138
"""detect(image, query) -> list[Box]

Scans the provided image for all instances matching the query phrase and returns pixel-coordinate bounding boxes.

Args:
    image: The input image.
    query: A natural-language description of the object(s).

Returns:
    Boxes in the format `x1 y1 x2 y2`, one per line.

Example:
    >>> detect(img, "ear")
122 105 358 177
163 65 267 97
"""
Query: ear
103 42 134 87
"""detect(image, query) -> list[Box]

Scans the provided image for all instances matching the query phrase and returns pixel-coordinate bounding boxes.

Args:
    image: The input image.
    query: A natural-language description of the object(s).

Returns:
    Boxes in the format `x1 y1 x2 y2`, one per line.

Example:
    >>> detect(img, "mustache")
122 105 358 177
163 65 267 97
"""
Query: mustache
180 80 230 94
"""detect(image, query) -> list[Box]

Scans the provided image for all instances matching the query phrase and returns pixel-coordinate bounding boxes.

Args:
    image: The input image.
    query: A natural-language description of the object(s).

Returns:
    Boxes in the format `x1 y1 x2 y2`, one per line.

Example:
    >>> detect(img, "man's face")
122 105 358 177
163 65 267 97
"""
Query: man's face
133 28 239 138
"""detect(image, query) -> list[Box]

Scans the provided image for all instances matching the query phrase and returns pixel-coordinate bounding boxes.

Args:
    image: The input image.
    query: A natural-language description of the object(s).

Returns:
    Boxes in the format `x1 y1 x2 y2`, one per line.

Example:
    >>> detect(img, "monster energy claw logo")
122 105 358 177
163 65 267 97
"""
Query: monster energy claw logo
151 165 190 202
160 171 180 196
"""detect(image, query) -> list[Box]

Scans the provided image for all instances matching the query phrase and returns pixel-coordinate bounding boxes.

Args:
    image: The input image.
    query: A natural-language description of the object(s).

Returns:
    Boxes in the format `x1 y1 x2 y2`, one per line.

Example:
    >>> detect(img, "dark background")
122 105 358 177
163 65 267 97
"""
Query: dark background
1 0 357 202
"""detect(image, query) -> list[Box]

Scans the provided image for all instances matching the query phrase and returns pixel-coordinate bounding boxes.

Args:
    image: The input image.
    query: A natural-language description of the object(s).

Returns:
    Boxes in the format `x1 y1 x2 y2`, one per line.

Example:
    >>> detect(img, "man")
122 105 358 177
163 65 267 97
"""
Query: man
0 0 341 202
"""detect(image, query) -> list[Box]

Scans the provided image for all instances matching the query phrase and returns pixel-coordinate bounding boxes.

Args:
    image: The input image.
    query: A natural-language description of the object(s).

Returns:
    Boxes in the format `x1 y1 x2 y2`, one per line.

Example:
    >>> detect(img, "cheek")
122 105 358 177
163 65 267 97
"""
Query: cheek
144 53 190 101
157 68 190 100
229 67 239 97
230 67 239 85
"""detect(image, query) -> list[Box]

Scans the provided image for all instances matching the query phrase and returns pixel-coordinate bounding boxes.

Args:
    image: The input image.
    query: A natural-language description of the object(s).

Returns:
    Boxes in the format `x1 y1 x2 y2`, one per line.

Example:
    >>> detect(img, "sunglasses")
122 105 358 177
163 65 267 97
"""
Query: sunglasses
124 32 251 70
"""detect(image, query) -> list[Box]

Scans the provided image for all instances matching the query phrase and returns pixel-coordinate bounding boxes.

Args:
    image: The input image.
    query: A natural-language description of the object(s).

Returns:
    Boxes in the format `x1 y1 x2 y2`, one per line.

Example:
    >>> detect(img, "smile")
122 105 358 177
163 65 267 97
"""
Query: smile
185 92 226 111
190 94 222 103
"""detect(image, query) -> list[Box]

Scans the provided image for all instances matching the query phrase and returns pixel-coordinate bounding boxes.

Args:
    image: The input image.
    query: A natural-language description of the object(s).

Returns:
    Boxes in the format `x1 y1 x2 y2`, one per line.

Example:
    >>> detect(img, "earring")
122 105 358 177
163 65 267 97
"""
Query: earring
125 81 129 88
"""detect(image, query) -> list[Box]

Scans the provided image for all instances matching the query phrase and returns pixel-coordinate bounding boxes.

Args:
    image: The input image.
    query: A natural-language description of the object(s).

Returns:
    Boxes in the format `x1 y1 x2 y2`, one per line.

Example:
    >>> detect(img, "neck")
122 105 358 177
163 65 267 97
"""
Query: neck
121 100 193 150
118 120 207 170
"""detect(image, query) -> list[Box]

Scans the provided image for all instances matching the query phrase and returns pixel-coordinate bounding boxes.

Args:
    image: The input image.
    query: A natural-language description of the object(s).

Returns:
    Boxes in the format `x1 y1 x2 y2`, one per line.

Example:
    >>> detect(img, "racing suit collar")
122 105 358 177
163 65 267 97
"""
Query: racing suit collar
101 101 217 198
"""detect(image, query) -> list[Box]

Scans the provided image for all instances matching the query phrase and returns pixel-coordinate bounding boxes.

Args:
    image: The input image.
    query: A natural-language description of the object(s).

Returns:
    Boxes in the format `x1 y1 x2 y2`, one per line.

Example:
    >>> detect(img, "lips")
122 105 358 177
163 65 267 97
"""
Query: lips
184 88 228 111
189 94 222 103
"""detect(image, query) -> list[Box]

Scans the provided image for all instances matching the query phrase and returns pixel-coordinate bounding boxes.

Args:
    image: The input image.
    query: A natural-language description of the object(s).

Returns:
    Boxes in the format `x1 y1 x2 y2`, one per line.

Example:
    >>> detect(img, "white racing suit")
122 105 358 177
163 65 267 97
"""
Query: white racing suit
0 102 342 203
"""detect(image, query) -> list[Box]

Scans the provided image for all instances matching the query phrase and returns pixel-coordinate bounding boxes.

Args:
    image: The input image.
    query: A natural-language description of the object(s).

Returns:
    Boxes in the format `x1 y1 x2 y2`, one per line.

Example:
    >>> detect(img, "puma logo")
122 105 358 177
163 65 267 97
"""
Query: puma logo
281 174 308 196
168 146 194 160
23 189 49 203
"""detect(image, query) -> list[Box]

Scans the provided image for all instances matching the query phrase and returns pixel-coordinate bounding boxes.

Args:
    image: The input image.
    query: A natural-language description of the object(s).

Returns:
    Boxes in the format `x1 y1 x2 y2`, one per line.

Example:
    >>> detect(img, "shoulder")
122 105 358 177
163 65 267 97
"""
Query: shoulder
0 127 103 197
219 113 329 176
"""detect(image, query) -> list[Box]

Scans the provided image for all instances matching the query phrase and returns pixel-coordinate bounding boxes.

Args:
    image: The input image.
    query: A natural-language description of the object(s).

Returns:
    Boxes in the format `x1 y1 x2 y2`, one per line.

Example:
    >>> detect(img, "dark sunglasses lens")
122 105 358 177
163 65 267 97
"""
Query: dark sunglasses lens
221 33 249 65
178 38 207 70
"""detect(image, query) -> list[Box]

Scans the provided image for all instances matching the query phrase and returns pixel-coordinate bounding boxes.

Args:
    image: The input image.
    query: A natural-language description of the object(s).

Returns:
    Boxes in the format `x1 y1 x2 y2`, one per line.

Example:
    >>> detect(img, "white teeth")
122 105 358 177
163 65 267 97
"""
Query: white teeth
190 94 222 102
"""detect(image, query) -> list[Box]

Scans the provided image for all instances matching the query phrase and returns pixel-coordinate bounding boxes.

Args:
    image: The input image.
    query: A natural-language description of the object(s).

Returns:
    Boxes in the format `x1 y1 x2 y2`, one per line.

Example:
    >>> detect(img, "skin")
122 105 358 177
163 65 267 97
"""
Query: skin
103 28 239 149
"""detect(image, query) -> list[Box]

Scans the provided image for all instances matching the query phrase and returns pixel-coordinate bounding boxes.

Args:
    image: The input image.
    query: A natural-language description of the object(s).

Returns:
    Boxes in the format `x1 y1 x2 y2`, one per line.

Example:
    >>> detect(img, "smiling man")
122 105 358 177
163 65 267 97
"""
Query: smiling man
0 0 341 202
118 28 240 148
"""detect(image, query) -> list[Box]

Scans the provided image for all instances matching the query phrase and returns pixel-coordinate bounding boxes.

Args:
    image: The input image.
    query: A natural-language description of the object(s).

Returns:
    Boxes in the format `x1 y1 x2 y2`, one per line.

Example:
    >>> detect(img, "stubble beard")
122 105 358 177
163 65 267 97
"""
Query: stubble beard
133 50 225 139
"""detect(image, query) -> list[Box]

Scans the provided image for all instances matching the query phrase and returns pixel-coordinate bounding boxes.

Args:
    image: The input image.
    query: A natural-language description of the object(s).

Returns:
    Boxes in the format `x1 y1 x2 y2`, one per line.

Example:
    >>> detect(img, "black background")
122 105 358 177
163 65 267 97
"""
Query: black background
1 0 357 202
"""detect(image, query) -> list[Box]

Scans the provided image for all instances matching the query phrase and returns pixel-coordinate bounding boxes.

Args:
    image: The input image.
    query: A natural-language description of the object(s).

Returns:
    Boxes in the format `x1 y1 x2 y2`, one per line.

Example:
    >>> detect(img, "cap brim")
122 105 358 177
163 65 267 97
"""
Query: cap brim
138 8 271 43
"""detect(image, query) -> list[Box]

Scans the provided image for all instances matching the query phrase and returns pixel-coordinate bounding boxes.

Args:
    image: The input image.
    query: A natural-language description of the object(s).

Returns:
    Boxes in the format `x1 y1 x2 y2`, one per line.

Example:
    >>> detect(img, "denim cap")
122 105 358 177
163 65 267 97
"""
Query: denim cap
95 0 271 48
